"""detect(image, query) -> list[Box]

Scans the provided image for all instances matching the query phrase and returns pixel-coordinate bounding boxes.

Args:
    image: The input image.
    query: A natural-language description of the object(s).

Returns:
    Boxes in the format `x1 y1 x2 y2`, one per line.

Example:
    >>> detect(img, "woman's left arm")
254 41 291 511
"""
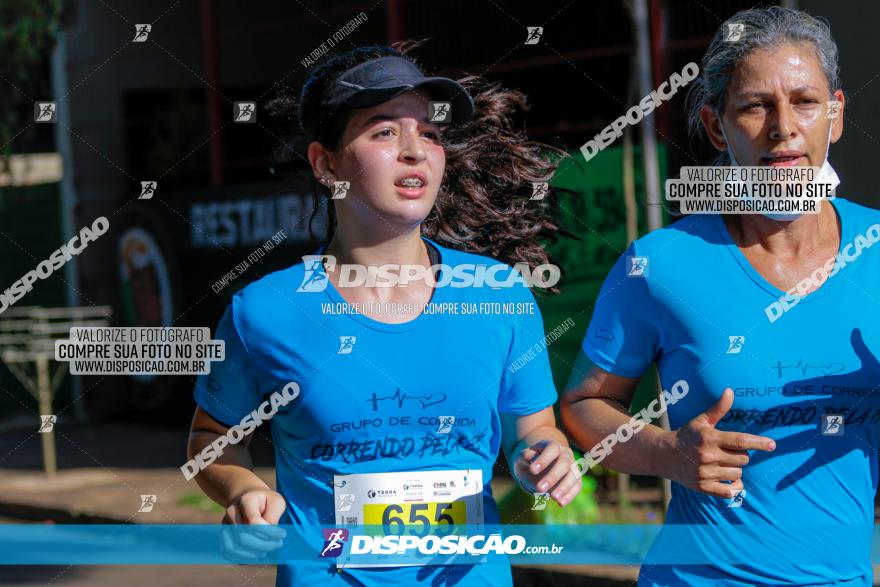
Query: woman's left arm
501 407 582 507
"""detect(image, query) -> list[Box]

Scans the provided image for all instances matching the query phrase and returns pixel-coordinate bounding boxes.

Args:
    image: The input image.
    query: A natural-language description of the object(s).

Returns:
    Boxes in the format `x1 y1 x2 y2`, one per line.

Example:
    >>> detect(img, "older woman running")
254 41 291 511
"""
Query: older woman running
563 6 880 586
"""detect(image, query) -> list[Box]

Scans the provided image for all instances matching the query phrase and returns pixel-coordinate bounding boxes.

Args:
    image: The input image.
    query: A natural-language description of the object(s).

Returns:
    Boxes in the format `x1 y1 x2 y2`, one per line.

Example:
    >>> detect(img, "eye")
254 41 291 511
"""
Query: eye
745 102 766 111
423 129 441 140
373 127 394 138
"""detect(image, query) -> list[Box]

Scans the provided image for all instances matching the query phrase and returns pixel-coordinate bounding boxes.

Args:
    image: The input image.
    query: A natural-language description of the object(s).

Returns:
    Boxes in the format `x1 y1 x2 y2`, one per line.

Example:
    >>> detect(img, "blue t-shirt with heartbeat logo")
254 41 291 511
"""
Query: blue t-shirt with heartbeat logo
582 198 880 586
194 236 558 586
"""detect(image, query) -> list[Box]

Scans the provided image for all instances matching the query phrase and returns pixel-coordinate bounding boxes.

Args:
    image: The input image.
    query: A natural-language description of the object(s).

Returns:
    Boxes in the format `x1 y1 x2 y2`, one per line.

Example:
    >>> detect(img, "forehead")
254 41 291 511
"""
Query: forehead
730 42 830 92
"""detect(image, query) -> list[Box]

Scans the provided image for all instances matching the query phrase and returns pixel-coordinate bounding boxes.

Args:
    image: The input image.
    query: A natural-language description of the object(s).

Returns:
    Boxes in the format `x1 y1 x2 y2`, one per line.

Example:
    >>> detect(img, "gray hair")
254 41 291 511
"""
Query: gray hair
686 6 841 163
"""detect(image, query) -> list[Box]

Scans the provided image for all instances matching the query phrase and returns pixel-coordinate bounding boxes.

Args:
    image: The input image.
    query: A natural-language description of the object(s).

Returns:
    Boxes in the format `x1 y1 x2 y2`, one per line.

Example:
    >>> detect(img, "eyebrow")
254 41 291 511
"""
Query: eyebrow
733 85 822 99
359 114 435 129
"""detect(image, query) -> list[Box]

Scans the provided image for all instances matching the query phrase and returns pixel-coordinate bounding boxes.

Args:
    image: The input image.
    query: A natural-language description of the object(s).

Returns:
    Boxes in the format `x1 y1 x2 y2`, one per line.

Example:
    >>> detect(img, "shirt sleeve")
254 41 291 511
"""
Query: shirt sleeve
498 282 559 415
193 303 264 427
581 243 661 378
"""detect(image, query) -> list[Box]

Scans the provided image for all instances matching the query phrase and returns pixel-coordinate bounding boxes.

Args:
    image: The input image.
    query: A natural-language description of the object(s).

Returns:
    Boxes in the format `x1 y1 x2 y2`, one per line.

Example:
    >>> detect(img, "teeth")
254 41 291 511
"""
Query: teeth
398 177 424 187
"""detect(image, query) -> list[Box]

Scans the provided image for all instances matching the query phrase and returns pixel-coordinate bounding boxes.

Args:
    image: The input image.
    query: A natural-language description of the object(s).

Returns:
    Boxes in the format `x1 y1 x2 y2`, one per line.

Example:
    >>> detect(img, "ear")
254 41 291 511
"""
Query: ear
700 104 728 152
829 89 845 144
307 142 335 184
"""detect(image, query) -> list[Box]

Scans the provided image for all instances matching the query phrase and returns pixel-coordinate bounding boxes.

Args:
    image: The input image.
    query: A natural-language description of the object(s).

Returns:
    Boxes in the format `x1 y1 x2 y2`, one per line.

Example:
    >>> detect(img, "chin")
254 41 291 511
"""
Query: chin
394 207 434 227
390 194 437 216
363 202 428 229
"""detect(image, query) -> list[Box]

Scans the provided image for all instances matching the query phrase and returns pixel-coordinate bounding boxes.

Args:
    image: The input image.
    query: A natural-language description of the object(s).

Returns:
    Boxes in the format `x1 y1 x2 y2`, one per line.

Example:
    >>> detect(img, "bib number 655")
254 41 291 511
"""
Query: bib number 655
379 502 461 536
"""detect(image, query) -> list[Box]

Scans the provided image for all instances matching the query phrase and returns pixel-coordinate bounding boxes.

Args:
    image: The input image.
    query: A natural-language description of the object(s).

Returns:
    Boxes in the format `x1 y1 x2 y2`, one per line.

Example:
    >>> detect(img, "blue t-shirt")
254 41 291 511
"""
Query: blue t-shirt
194 236 558 586
581 198 880 586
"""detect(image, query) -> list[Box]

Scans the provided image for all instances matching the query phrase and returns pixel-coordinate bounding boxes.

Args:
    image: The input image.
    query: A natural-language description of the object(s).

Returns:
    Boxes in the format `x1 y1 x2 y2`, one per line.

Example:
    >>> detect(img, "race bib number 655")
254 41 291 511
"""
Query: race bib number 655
363 500 466 534
333 470 484 568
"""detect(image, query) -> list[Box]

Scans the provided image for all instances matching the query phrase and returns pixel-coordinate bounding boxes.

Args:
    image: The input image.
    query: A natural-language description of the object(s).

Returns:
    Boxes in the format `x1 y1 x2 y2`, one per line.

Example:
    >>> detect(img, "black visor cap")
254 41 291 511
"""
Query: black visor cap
323 56 475 125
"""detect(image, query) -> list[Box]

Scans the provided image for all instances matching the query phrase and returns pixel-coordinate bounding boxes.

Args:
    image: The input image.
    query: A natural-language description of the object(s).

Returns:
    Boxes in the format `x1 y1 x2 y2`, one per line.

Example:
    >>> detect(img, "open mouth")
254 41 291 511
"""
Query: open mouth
394 176 426 188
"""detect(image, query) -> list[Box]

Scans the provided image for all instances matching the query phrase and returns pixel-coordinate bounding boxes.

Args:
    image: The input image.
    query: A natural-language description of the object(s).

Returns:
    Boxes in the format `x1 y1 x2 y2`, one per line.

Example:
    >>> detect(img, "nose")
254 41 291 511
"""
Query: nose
398 126 426 163
769 102 796 142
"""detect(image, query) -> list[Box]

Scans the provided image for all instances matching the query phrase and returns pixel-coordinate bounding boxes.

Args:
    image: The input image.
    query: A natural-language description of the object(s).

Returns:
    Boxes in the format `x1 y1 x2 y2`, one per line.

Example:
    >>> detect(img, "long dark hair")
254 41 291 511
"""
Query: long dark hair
268 42 568 279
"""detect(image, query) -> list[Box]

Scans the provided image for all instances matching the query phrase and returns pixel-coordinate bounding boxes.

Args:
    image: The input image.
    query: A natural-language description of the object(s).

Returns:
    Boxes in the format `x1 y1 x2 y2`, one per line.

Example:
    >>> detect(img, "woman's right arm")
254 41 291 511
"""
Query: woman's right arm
561 351 775 498
187 406 286 524
560 351 676 478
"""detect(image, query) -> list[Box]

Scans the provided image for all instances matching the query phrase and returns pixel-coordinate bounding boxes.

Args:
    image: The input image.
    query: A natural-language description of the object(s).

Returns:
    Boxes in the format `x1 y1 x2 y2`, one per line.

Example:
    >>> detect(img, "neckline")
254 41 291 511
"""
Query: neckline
312 236 447 333
712 199 846 305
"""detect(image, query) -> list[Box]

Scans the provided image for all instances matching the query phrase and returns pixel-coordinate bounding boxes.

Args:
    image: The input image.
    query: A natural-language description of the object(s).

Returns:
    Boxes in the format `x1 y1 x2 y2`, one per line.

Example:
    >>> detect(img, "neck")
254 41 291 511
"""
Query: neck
325 224 427 267
725 200 836 257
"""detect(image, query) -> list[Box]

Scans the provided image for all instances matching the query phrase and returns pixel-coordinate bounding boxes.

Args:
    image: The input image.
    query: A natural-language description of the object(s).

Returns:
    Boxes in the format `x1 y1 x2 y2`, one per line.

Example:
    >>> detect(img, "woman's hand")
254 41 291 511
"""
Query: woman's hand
664 388 776 498
515 439 582 507
220 488 287 561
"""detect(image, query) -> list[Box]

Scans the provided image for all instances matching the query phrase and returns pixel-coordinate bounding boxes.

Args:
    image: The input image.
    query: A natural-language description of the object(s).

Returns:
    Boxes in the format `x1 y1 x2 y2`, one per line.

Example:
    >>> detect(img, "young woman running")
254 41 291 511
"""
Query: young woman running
187 44 581 586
